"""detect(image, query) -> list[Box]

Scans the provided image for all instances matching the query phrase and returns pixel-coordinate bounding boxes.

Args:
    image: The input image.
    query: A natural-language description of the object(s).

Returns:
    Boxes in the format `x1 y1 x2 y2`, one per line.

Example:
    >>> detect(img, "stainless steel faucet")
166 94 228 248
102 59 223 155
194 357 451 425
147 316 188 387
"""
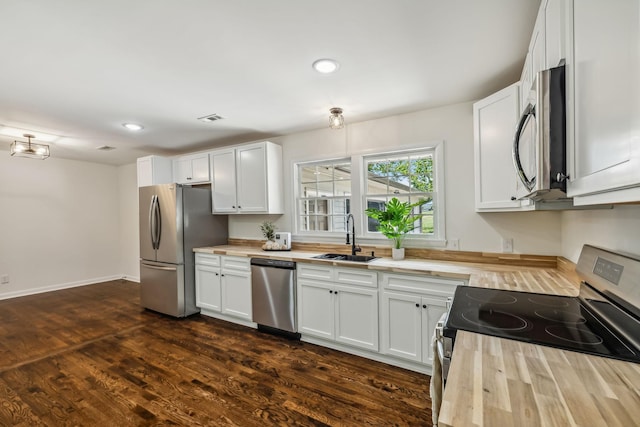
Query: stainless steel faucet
346 213 362 256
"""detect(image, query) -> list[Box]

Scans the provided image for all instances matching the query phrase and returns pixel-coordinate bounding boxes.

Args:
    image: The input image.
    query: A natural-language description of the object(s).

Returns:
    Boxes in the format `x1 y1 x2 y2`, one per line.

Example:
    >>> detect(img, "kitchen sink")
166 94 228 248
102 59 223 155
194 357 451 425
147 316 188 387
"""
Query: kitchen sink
312 253 378 263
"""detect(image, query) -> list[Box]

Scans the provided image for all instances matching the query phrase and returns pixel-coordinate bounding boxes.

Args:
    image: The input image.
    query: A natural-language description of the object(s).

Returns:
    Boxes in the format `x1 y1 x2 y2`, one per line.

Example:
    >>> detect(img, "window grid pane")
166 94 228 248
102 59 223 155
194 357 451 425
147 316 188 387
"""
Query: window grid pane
365 149 436 236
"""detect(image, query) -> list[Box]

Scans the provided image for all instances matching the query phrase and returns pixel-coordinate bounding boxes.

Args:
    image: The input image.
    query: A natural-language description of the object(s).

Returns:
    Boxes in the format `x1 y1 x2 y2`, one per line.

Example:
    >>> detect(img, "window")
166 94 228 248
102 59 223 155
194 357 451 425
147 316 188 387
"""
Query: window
364 149 438 237
294 144 444 243
297 159 351 232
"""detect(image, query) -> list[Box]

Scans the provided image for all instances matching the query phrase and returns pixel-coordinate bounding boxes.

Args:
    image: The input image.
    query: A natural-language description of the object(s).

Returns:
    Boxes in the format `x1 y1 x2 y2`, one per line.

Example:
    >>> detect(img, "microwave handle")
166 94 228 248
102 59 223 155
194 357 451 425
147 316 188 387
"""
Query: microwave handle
513 103 537 191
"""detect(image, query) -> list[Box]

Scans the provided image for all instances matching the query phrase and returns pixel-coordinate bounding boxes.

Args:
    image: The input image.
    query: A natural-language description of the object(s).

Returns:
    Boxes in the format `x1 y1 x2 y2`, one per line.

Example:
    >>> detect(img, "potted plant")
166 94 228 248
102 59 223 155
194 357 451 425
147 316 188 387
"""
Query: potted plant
365 197 425 260
260 221 283 250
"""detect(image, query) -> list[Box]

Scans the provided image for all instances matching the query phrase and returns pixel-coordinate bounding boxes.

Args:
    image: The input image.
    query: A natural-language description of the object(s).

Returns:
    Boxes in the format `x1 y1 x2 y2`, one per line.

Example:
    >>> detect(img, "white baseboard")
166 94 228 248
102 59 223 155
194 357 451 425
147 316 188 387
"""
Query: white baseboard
0 274 133 301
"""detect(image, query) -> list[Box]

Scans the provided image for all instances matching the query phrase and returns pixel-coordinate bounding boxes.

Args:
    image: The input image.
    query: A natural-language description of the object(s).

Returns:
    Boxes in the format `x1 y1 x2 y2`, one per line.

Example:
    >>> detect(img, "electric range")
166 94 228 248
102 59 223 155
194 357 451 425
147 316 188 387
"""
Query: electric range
438 245 640 379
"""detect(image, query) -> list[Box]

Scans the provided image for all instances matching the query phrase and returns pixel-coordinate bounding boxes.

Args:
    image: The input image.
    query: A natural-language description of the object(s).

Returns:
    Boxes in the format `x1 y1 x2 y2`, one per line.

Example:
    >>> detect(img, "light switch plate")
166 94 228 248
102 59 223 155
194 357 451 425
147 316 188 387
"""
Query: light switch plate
449 238 459 250
502 238 513 253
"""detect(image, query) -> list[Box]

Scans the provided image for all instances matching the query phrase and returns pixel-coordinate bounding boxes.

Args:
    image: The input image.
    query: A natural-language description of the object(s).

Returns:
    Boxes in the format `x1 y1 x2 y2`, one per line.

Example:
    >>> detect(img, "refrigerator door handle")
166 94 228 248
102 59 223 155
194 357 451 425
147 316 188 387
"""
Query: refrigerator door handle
141 262 177 272
149 194 157 249
154 194 162 249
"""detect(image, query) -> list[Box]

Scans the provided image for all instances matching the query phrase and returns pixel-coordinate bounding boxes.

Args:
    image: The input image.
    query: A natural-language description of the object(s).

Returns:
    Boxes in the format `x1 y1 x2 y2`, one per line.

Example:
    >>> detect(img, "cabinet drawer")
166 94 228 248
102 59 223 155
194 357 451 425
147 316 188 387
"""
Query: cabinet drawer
381 273 462 297
298 263 333 281
334 267 377 288
195 253 220 267
221 256 251 272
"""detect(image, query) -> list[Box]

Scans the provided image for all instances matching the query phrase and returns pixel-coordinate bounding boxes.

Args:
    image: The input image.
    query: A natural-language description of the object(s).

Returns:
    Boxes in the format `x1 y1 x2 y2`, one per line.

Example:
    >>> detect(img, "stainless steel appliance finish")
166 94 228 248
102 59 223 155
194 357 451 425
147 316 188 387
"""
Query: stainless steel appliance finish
436 244 640 390
513 64 567 201
139 184 228 317
250 258 298 335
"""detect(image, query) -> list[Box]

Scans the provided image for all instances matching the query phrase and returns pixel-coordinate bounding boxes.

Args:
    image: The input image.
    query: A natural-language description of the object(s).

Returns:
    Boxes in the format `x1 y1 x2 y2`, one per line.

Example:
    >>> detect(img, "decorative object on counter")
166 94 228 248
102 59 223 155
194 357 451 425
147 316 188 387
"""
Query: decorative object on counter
329 107 344 129
365 197 425 260
10 134 50 160
260 221 289 251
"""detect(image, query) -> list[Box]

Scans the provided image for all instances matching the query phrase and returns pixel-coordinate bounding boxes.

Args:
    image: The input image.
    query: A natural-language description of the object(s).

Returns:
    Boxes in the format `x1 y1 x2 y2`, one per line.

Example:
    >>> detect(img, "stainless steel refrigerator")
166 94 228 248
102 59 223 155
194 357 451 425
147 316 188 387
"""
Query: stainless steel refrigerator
139 183 228 317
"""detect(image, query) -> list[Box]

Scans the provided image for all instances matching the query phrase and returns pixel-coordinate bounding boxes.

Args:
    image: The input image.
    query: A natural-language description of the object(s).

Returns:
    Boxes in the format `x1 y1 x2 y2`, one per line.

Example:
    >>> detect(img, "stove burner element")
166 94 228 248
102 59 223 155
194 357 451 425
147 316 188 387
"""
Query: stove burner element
534 309 587 324
545 326 604 345
527 296 570 308
466 291 517 305
461 309 528 331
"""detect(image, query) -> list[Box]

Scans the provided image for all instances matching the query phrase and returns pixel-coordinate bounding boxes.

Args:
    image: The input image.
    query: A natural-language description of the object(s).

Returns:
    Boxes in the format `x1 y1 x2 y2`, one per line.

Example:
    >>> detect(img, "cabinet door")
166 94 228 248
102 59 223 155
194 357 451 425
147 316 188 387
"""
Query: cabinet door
298 280 334 340
137 157 153 187
174 158 192 184
195 264 221 312
211 149 238 213
530 5 546 78
520 53 533 113
137 156 172 187
380 292 422 362
236 144 268 212
420 296 448 365
220 270 252 320
334 285 379 351
568 1 640 201
191 155 210 183
474 83 523 211
545 0 565 68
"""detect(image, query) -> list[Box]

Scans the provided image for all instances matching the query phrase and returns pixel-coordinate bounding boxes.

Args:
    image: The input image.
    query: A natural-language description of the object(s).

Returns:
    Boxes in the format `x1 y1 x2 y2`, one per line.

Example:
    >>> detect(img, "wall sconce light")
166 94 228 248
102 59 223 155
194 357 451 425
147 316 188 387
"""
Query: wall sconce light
10 134 50 159
329 107 344 129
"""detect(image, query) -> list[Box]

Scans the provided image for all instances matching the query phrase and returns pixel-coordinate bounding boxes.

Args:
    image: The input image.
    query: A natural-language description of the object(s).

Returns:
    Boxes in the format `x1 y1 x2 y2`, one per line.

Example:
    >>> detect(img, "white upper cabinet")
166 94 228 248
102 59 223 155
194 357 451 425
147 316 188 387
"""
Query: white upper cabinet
173 153 210 184
210 141 284 214
567 0 640 205
474 82 528 211
545 0 566 68
136 155 173 187
529 4 547 79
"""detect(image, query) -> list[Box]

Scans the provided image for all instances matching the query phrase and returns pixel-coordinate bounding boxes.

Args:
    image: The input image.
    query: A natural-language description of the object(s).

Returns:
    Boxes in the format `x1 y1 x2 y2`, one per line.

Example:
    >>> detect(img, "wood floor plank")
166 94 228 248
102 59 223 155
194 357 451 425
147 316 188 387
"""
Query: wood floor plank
0 280 432 426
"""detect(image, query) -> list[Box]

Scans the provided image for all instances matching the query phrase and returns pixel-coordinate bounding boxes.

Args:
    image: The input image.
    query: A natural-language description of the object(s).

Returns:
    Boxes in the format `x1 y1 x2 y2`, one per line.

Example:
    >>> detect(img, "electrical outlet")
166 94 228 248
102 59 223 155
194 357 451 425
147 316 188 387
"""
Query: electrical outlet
449 238 459 250
502 238 513 253
0 275 9 284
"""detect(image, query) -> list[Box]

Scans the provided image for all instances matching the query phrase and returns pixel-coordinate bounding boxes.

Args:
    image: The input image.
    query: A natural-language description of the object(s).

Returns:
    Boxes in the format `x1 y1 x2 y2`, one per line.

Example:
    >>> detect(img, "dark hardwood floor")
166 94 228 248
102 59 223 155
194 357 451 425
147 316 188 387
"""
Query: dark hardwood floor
0 280 432 426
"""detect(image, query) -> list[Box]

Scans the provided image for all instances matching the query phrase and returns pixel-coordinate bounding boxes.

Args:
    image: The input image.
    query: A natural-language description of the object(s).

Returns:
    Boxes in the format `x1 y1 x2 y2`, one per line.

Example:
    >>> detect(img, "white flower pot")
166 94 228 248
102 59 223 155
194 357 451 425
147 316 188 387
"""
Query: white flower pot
392 248 405 260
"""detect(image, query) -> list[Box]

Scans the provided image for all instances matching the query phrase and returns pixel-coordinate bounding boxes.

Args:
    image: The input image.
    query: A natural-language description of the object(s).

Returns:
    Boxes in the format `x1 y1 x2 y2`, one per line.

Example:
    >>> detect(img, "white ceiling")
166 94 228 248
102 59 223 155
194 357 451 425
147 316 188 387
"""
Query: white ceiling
0 0 540 166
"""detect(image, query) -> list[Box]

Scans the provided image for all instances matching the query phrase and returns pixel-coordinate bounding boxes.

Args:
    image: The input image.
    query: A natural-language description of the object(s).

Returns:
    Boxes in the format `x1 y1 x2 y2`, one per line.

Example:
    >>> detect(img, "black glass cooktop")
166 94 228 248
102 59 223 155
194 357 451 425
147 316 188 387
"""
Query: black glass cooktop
443 286 640 363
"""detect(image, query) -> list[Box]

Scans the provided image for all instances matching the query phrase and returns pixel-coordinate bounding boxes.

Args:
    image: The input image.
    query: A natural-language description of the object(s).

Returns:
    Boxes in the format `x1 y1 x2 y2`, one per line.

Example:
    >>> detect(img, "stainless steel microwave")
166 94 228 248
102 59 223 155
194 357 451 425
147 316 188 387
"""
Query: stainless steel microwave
513 65 567 200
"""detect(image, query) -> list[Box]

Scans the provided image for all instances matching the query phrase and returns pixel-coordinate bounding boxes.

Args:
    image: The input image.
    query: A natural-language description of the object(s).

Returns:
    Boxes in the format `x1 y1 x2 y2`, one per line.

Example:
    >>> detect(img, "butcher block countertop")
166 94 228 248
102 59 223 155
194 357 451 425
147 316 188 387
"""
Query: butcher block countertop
438 331 640 427
193 245 580 296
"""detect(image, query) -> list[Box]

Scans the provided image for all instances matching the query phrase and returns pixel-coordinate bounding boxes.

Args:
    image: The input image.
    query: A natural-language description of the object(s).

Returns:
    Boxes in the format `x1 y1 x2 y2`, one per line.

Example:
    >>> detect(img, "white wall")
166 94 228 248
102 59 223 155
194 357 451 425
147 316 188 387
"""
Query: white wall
118 163 140 281
561 206 640 262
229 102 563 255
0 155 122 299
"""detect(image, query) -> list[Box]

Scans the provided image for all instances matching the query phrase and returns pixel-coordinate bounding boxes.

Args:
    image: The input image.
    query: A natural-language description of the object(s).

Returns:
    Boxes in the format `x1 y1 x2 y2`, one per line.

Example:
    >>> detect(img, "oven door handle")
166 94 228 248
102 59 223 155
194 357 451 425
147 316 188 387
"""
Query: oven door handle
435 312 448 341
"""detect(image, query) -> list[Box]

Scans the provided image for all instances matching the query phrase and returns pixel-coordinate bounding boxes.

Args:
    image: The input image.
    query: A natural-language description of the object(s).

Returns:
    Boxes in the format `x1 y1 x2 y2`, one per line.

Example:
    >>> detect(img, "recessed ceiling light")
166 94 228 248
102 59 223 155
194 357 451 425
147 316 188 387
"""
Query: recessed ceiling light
312 59 339 74
122 123 144 131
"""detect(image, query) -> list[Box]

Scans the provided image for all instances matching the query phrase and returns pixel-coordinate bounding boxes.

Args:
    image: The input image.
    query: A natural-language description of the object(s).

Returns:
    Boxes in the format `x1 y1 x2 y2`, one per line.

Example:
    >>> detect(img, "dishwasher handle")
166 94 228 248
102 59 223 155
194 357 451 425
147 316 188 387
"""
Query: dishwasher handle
251 258 296 269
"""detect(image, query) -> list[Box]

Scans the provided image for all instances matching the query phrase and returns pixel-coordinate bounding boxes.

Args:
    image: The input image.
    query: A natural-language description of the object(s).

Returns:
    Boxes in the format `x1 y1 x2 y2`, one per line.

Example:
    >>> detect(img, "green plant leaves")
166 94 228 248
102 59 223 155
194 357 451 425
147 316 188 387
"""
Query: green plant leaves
365 197 426 249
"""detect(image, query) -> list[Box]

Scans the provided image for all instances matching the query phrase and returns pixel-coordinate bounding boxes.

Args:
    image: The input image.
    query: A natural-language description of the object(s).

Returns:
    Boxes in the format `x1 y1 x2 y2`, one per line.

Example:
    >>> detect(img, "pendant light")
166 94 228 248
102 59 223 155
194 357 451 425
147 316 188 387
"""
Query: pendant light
329 107 344 129
10 134 50 159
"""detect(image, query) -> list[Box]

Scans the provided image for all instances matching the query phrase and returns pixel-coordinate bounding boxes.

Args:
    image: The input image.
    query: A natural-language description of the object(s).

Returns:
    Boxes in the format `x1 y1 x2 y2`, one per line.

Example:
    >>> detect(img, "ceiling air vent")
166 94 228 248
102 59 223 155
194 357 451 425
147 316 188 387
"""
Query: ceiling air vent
96 145 116 151
198 113 225 123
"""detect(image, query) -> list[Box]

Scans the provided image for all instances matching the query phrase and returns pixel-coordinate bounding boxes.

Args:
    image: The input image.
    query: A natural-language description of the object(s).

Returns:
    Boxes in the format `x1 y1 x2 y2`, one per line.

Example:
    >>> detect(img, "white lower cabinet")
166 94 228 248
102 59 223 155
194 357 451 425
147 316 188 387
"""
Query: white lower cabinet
195 254 252 324
220 266 252 321
298 265 378 352
381 292 448 365
380 272 459 366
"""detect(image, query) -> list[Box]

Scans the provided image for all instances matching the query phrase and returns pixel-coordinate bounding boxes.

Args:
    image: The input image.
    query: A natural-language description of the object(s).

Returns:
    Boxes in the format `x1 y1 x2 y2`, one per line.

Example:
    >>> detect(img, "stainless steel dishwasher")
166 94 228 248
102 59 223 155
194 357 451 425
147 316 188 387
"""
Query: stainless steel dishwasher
250 258 299 338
